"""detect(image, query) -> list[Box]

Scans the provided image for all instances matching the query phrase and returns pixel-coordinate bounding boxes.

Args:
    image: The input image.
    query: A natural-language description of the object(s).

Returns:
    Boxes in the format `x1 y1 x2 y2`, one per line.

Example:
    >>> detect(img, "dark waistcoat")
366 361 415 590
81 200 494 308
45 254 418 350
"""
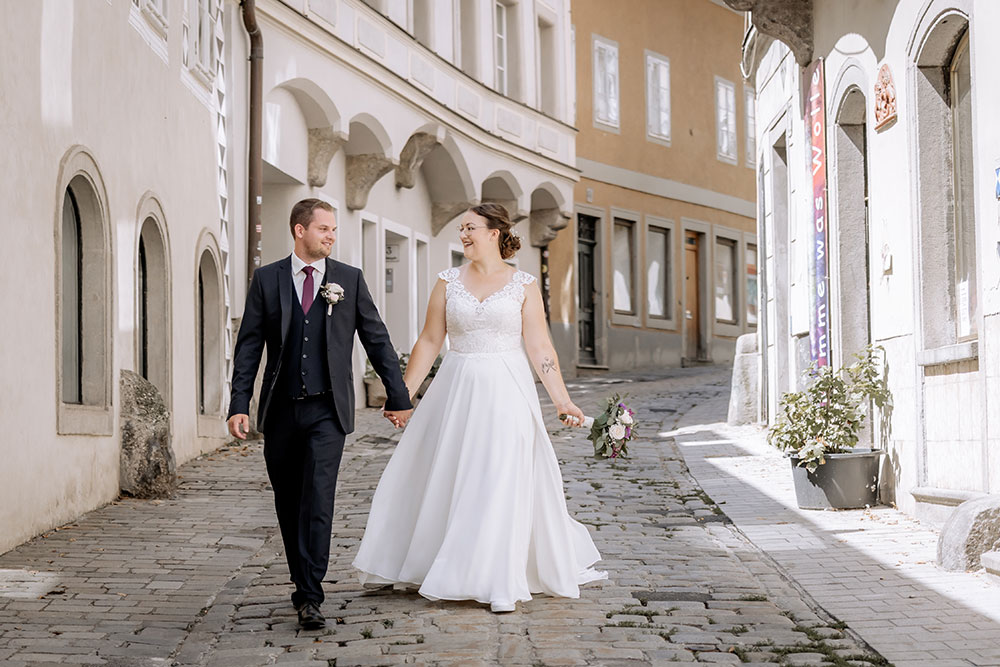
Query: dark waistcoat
280 288 332 398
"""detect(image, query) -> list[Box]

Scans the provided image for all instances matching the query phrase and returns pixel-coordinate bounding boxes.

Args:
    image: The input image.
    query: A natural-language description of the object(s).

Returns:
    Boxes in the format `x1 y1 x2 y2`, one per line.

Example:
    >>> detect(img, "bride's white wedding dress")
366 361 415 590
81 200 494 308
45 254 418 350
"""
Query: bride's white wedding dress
352 267 607 608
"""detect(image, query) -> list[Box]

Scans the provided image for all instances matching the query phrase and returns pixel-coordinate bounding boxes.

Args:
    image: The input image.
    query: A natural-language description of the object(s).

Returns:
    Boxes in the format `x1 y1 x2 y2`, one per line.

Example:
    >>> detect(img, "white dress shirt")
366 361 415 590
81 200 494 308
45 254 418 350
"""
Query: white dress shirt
291 253 326 306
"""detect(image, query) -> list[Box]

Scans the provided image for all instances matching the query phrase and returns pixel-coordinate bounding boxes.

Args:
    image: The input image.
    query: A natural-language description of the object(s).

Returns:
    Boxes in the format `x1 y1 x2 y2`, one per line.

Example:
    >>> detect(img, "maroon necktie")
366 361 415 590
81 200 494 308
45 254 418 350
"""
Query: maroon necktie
301 266 315 313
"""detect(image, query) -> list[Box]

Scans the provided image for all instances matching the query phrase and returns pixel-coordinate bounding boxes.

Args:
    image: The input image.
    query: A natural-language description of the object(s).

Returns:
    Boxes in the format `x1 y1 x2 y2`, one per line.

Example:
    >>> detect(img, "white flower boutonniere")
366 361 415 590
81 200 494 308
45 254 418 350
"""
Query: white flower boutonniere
320 282 345 315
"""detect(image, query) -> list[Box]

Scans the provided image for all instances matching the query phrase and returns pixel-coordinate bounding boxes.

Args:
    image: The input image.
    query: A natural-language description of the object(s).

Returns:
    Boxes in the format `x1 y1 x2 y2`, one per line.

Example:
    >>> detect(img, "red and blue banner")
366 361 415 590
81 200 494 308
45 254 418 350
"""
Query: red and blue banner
806 59 830 367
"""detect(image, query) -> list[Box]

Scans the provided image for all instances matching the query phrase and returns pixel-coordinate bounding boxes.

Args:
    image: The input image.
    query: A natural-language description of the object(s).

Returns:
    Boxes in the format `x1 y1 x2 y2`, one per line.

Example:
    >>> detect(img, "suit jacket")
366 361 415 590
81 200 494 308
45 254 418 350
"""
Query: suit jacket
227 255 412 434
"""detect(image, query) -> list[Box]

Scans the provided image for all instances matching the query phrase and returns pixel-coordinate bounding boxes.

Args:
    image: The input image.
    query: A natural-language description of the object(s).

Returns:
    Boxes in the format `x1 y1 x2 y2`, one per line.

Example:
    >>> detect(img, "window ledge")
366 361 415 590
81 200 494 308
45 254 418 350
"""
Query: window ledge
58 403 114 436
197 414 226 438
916 340 978 367
593 118 621 134
611 312 641 327
645 316 677 331
910 485 985 507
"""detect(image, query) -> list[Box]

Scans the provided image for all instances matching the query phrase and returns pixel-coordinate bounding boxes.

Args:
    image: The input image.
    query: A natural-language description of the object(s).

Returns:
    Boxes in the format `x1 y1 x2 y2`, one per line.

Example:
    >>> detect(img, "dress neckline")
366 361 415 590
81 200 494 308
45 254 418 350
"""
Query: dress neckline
456 268 519 305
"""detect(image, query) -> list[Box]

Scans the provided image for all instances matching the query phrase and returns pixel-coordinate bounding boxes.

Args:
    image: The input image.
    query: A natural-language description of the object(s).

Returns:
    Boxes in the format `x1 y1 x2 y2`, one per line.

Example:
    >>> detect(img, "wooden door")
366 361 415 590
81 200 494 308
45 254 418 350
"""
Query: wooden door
685 231 700 359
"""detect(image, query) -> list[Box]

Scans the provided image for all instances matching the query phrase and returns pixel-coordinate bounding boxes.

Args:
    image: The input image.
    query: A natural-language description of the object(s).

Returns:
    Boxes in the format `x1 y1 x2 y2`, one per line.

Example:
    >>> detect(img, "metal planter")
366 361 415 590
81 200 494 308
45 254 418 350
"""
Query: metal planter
789 449 884 510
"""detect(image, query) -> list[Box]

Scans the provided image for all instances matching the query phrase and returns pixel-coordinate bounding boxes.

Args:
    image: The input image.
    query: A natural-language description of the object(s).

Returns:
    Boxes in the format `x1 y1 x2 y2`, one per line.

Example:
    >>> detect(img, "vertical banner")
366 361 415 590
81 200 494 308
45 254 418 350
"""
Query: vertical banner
806 59 830 367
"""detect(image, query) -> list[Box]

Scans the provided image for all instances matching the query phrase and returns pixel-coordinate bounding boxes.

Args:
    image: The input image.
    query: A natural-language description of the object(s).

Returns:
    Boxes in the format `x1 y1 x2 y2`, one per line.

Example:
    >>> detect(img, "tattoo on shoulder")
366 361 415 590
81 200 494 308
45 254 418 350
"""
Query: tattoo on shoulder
541 357 556 374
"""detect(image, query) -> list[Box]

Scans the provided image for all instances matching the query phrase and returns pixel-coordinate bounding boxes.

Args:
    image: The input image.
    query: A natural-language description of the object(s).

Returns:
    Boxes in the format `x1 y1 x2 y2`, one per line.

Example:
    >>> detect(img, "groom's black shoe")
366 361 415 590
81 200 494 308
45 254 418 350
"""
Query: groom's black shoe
297 601 325 630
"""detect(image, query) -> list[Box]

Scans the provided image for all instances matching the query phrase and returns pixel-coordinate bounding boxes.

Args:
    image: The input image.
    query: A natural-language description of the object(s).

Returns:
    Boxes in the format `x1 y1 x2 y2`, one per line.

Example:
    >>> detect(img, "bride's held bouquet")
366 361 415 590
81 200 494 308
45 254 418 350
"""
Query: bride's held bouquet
561 393 637 459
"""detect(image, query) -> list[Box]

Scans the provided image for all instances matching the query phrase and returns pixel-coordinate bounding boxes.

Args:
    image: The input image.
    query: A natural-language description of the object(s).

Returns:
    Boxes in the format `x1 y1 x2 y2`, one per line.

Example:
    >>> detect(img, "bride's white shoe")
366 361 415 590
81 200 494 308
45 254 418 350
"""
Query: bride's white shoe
490 602 516 613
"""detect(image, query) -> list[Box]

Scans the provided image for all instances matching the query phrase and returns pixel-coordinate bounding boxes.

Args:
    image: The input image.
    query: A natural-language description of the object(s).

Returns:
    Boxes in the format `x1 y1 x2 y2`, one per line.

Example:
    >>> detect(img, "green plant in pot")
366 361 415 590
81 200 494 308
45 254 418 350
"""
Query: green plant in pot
363 352 442 407
768 344 892 509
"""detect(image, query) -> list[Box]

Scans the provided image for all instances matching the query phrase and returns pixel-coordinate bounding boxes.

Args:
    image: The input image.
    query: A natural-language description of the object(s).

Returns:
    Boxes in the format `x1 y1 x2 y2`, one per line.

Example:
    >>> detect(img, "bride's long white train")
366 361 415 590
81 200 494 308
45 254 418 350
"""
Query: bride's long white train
352 346 607 608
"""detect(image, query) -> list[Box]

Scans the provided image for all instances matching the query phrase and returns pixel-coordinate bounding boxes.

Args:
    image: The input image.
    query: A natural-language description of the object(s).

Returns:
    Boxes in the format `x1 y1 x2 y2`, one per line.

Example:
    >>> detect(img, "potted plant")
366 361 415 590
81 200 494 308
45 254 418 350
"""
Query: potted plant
363 353 442 407
767 344 892 510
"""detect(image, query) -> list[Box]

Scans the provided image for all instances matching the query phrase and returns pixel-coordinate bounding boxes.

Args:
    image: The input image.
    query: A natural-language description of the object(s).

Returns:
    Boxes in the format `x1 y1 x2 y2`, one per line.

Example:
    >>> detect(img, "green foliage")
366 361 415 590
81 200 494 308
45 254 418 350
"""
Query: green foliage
364 352 442 381
768 345 892 473
586 393 636 459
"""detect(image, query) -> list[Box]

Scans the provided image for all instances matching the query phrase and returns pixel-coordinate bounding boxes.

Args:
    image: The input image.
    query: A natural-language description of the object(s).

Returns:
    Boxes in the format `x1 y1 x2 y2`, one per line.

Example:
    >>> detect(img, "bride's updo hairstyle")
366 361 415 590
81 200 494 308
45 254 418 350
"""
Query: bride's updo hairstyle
471 203 521 260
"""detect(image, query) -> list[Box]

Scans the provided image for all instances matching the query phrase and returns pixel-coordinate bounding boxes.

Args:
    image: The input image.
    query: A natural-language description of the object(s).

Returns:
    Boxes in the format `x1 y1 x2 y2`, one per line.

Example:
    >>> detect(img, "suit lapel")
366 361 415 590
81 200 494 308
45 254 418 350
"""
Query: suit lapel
278 256 293 345
324 258 339 346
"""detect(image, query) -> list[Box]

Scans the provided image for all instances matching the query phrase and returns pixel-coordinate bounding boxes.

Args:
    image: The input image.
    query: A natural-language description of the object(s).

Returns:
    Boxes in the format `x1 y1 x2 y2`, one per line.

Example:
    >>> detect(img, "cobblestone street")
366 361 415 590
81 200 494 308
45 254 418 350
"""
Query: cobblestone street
1 366 997 665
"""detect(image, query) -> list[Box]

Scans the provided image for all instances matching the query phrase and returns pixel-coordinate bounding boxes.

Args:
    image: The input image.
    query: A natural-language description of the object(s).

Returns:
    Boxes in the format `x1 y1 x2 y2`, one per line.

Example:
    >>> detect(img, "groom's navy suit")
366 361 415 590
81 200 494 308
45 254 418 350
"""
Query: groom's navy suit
228 255 411 607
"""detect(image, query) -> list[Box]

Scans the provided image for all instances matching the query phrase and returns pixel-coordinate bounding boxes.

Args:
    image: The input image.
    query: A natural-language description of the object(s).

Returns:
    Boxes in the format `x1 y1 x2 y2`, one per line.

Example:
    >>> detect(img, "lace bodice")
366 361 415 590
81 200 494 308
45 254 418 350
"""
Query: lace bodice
438 267 536 354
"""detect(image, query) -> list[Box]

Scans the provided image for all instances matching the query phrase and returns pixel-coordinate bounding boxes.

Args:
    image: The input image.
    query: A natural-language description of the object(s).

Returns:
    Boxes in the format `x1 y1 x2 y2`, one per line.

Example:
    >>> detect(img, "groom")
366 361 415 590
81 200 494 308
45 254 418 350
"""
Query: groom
227 198 413 629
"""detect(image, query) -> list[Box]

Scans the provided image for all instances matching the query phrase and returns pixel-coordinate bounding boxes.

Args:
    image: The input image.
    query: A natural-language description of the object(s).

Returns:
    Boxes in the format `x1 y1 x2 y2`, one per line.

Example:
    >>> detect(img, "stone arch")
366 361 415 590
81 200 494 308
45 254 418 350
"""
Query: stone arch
528 182 570 247
422 134 477 235
907 2 970 66
345 113 396 209
274 78 346 188
263 86 310 184
481 170 526 221
55 146 113 434
134 193 172 407
194 231 224 418
396 123 445 189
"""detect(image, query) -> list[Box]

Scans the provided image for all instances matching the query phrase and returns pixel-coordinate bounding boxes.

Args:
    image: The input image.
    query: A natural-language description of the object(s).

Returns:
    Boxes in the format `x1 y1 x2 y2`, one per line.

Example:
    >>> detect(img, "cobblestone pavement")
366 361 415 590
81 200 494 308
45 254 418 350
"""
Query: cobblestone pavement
1 366 890 666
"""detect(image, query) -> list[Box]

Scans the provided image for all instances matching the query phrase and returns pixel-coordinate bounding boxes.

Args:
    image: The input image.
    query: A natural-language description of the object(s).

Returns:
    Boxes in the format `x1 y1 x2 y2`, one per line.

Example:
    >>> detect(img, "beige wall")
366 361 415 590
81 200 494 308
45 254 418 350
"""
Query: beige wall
550 0 756 372
574 0 755 199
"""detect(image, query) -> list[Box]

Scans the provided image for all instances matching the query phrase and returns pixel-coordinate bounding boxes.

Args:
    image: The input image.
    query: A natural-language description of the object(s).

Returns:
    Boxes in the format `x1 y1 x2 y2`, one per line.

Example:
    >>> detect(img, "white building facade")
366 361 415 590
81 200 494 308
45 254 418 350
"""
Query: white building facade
736 0 1000 524
0 0 575 553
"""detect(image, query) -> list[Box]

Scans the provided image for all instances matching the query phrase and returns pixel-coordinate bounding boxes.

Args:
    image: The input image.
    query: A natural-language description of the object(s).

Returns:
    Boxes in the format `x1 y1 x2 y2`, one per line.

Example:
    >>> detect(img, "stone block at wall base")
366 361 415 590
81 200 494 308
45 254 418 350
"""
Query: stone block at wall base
728 333 758 425
982 550 1000 581
119 370 176 499
937 494 1000 571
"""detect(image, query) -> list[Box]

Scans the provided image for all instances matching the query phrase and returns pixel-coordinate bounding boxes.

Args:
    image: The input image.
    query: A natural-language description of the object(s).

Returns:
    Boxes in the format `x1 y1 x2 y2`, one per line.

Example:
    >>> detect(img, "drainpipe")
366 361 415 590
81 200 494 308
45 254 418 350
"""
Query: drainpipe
242 0 263 283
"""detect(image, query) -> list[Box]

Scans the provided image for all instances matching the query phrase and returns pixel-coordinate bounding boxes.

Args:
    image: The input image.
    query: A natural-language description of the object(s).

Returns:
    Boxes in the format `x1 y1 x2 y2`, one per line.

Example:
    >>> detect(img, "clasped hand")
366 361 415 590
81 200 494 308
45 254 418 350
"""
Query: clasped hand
383 408 413 429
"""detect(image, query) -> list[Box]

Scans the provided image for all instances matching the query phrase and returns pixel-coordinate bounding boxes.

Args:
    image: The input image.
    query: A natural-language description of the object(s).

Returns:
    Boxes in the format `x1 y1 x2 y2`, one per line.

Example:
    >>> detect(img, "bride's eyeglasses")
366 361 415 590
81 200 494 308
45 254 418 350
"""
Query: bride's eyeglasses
457 224 486 234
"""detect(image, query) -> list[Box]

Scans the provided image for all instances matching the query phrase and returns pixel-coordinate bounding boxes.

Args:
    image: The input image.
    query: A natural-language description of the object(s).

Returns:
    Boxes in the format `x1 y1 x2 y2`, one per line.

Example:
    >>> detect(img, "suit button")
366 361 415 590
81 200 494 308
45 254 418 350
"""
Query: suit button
302 354 308 359
301 371 307 376
304 337 309 342
304 319 310 324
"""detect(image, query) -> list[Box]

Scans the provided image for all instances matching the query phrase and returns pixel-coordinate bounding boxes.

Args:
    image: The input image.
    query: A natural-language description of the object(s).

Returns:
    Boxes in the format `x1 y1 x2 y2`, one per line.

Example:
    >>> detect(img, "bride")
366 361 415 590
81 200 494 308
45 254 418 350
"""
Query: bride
352 203 607 613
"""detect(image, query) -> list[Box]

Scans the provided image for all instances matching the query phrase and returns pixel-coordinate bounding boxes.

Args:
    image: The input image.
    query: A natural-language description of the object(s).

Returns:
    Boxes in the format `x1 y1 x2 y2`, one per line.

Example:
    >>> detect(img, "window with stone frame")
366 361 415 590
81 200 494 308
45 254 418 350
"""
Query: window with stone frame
714 237 738 324
495 1 509 95
613 218 635 314
715 77 737 164
646 52 670 143
915 22 978 349
593 36 619 129
646 225 671 319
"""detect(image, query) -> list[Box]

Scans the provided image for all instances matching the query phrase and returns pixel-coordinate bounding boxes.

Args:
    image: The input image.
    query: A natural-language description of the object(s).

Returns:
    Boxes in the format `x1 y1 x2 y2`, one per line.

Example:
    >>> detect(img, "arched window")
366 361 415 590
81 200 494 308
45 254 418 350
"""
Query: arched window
951 32 975 339
196 249 222 416
137 215 171 402
56 157 112 435
61 189 83 404
914 18 977 348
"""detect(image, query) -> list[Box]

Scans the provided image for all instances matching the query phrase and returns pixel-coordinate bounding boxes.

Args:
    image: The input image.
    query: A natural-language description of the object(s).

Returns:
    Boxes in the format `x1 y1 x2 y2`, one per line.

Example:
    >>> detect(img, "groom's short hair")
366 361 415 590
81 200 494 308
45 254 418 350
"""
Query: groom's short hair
289 199 334 236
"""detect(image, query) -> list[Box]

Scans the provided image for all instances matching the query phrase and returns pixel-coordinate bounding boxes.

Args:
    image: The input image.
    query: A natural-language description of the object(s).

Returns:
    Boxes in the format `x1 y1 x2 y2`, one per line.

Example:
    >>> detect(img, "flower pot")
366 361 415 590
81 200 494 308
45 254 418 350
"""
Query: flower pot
364 378 387 408
789 449 884 510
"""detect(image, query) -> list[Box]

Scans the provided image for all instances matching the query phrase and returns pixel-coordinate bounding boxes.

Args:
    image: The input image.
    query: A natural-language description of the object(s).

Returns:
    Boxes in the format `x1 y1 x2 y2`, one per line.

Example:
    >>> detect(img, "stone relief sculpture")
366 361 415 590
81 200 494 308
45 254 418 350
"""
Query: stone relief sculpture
874 64 897 130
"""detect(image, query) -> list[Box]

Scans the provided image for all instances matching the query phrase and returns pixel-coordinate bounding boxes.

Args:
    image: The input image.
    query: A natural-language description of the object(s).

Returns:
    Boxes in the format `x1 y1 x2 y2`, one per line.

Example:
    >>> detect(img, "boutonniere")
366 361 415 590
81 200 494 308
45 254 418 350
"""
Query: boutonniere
320 282 345 315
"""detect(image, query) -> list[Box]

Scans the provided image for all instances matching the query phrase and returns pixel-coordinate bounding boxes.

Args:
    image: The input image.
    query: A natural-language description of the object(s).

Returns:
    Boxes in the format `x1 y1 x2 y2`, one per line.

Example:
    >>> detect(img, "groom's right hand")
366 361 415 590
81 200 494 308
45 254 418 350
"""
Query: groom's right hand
228 414 250 440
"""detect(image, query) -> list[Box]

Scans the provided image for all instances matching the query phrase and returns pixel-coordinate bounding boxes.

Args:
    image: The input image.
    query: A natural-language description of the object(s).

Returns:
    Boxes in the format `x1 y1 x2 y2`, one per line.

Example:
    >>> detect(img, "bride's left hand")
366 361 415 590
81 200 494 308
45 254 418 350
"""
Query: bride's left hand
557 402 586 427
